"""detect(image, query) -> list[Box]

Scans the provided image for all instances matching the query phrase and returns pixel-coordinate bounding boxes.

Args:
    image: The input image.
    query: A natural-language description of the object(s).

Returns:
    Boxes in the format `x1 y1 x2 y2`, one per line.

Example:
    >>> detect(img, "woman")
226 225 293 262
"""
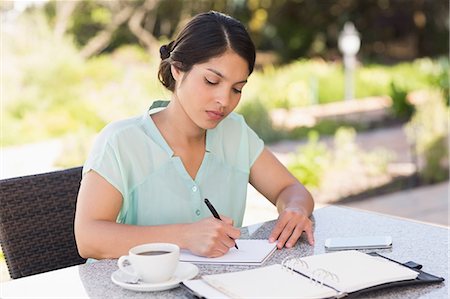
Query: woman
75 11 314 259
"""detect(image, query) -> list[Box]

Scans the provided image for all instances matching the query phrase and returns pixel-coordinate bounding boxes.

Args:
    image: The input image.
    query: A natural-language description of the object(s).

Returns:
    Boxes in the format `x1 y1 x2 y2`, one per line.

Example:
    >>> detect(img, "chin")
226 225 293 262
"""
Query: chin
203 123 220 130
201 120 222 130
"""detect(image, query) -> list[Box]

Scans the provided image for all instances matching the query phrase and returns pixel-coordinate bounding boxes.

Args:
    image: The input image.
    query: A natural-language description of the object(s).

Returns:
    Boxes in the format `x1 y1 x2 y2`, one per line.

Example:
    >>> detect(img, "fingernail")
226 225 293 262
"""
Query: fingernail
269 238 274 243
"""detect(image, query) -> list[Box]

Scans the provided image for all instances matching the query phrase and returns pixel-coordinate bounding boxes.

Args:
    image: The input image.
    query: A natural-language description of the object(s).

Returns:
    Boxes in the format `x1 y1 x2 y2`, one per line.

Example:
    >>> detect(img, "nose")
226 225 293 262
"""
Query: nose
215 88 233 108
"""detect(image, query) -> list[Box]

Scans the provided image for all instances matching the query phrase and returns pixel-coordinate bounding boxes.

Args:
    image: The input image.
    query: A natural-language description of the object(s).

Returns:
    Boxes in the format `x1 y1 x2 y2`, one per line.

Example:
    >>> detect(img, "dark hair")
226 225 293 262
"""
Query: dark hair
158 11 256 91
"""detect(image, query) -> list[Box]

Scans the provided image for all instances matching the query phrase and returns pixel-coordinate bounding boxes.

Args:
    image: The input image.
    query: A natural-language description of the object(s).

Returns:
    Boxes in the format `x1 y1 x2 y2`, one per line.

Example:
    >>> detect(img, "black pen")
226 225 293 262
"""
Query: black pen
204 198 239 249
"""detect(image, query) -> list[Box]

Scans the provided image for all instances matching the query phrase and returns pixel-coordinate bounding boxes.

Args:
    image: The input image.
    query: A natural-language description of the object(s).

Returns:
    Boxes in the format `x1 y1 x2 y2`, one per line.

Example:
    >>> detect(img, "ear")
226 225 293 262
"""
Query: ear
170 63 183 82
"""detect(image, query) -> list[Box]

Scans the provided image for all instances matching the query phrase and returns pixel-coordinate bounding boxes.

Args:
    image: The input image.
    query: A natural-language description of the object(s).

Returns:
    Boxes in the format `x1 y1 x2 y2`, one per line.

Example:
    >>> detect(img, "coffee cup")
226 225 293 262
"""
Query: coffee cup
118 243 180 283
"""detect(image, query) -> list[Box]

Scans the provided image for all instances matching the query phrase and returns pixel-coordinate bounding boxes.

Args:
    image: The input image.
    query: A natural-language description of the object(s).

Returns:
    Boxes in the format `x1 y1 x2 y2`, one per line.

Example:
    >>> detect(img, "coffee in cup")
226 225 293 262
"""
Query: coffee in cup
118 243 180 283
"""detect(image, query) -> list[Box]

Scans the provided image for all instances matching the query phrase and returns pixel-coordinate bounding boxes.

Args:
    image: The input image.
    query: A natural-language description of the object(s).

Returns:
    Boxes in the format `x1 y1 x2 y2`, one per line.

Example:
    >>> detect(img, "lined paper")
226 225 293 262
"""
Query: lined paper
179 239 277 265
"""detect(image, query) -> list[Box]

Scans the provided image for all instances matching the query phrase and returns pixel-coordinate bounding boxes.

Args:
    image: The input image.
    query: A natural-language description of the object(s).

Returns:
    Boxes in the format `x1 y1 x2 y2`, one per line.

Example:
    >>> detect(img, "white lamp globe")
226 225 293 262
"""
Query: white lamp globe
338 22 361 56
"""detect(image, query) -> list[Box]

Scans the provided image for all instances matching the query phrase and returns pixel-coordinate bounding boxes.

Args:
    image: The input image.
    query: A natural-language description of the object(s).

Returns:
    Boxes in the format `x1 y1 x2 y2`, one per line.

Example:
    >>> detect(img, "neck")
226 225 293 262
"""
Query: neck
152 97 205 146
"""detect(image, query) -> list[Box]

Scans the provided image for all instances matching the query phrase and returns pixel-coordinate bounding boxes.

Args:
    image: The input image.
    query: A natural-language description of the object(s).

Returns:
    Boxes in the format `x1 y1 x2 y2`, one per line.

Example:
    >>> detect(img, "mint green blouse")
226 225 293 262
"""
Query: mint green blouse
83 106 264 227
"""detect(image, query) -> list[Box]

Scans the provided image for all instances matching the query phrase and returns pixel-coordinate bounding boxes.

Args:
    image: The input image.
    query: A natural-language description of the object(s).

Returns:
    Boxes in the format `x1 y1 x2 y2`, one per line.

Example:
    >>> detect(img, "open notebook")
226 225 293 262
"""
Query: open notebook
182 250 444 299
179 239 277 265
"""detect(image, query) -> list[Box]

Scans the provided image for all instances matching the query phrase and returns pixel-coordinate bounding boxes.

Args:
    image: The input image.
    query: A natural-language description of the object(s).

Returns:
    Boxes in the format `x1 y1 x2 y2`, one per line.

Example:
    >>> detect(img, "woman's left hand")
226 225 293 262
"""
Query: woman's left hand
268 207 314 249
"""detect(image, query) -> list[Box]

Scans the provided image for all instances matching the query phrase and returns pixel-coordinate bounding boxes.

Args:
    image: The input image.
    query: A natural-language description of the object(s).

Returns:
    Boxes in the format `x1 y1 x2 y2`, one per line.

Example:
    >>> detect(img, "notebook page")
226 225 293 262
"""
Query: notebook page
183 280 230 299
298 250 418 293
203 264 338 299
180 239 277 265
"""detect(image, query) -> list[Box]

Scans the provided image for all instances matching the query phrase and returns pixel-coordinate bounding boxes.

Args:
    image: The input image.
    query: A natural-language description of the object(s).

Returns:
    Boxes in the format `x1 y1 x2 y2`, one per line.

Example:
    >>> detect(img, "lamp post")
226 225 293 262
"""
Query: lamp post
338 22 361 101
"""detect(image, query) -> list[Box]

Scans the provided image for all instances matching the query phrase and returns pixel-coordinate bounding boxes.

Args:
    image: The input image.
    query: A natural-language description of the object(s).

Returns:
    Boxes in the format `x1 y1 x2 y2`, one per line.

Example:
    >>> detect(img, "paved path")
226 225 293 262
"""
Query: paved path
243 125 448 228
338 181 449 227
269 124 413 164
243 181 449 227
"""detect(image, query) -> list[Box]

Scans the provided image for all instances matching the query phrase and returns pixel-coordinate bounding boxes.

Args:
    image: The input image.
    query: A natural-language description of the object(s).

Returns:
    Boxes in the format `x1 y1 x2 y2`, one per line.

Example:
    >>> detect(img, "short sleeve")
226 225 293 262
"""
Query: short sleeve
83 125 126 198
243 119 265 167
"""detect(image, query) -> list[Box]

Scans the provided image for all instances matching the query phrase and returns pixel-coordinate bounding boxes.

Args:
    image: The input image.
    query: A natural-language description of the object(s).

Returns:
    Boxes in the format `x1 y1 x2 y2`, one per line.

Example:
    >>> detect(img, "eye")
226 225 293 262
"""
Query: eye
232 88 242 94
204 78 218 85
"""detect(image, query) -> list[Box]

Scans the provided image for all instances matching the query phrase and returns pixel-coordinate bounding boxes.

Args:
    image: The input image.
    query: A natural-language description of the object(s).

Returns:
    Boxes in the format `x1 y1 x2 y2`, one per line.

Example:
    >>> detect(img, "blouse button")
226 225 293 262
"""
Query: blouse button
192 186 198 192
195 209 201 216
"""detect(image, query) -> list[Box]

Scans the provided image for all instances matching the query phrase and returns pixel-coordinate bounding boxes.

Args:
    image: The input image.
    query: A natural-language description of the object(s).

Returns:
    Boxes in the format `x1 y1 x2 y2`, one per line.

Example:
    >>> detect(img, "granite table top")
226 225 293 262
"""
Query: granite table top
77 205 448 298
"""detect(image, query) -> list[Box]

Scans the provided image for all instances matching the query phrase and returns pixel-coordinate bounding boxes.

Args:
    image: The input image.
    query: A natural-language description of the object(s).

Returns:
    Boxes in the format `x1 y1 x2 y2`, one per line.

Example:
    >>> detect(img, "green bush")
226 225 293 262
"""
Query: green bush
2 12 168 148
435 57 449 103
3 12 97 145
241 58 444 112
404 90 449 183
331 127 391 176
287 119 369 140
421 136 449 183
389 81 414 120
287 131 330 188
287 127 393 194
237 99 282 143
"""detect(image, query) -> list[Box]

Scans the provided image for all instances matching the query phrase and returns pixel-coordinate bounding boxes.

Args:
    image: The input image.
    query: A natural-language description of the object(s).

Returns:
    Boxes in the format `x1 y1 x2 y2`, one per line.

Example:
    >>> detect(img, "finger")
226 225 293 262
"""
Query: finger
208 244 229 258
226 226 241 240
269 216 288 243
304 223 315 245
203 234 232 258
285 225 304 248
275 220 297 249
220 235 237 249
220 215 234 225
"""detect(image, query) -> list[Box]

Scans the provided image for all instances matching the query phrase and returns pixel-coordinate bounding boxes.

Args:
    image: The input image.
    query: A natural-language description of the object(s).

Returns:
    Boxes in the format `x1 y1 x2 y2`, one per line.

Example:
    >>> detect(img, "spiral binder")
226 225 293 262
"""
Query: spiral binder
282 256 340 288
186 251 444 299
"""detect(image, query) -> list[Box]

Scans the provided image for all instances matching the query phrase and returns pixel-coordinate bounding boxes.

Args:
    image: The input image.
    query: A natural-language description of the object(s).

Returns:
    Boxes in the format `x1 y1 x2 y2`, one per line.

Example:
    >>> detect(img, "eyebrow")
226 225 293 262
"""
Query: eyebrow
206 68 247 84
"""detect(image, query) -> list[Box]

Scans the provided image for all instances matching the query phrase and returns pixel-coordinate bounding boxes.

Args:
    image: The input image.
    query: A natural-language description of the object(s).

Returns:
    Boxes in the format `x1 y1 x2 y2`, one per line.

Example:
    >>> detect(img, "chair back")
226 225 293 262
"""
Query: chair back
0 167 86 279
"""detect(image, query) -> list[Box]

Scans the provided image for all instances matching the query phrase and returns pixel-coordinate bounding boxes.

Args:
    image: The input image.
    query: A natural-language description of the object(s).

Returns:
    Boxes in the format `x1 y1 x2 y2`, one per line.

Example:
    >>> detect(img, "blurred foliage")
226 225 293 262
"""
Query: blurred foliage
237 99 281 143
32 0 449 63
240 58 446 110
2 11 169 147
288 127 392 191
287 131 330 188
389 82 414 120
2 12 99 145
2 9 446 150
54 128 96 168
287 119 370 140
258 0 448 62
404 90 449 184
435 58 449 104
1 8 447 180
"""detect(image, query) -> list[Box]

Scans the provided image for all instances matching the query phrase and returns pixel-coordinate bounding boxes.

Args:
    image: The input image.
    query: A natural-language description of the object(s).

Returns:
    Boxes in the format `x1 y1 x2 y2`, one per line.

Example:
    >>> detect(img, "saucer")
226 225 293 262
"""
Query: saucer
111 262 199 292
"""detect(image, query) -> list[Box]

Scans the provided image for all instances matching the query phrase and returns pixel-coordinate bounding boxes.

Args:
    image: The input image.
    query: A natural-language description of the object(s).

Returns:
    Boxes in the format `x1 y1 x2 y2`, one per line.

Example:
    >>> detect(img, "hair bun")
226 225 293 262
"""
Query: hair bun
159 44 171 60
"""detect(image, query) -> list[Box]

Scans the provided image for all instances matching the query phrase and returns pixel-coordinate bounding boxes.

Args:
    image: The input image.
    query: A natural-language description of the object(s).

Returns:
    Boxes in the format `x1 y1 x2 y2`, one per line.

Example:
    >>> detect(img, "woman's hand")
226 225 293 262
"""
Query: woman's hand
269 207 314 249
249 148 315 250
183 216 241 257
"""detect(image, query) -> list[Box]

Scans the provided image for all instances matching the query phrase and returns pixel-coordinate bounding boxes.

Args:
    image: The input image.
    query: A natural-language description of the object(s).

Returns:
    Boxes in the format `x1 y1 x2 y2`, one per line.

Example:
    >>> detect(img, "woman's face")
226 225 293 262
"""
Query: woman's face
171 50 249 130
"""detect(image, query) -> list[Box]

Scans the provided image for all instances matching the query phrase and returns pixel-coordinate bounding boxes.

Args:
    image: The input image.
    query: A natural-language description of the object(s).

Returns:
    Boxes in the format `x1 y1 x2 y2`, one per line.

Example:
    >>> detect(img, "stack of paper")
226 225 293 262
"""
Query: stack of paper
179 239 277 265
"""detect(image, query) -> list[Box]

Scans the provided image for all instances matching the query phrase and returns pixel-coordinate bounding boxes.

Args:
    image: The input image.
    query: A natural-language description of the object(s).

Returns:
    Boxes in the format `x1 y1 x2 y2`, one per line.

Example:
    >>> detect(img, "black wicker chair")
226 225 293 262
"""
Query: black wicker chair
0 167 86 279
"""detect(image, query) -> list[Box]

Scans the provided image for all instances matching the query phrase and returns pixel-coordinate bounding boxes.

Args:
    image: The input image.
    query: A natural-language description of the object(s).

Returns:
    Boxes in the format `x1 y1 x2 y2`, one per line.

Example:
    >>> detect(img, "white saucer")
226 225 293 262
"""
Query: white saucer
111 262 199 292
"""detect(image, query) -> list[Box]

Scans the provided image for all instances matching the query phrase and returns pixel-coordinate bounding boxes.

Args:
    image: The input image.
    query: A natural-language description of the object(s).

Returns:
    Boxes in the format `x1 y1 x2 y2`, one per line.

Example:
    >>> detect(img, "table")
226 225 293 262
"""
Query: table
1 206 448 298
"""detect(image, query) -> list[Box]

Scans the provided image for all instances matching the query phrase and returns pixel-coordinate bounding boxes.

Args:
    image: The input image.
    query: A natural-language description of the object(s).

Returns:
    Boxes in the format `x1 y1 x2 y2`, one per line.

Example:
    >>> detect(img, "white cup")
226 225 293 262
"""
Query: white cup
118 243 180 283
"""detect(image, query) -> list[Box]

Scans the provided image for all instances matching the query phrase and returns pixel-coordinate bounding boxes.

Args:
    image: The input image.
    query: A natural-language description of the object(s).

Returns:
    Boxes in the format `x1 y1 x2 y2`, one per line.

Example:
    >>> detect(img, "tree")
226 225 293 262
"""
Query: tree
127 0 161 57
40 0 448 62
53 1 79 39
79 1 136 59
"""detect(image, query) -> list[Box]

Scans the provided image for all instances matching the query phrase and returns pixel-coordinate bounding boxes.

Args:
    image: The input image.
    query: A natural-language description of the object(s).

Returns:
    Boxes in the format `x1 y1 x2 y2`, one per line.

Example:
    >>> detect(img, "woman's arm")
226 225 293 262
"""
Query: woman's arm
249 148 314 249
74 171 240 259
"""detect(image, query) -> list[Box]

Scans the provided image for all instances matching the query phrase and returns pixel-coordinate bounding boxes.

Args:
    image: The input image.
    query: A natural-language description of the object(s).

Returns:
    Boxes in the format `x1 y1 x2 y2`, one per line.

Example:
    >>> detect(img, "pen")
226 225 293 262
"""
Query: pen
204 198 239 250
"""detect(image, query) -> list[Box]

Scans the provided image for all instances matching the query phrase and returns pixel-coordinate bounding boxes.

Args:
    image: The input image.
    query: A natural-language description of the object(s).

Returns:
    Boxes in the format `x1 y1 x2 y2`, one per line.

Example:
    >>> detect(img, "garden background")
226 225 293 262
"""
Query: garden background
1 0 449 278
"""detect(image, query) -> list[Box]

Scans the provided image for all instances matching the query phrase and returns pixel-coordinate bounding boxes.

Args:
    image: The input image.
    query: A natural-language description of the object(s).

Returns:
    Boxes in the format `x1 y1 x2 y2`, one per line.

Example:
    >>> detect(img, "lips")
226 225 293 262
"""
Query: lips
206 110 225 121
